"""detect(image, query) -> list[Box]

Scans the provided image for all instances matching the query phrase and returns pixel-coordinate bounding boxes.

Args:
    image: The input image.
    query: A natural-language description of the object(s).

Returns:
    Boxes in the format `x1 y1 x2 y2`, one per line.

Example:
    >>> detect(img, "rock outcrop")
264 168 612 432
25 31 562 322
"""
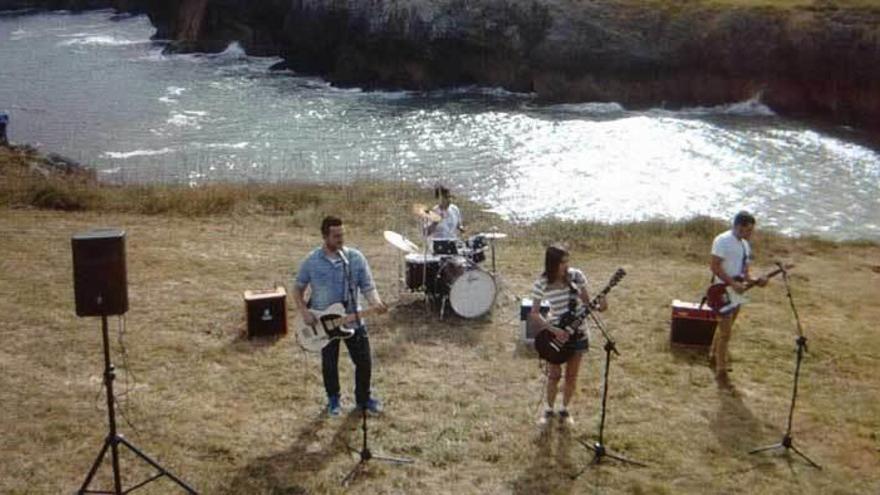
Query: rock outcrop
6 0 879 131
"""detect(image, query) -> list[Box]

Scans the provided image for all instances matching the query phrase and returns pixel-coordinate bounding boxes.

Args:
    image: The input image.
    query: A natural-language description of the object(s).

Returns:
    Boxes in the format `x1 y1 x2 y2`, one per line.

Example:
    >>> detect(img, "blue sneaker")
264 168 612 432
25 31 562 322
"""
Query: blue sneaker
327 395 341 417
359 398 383 414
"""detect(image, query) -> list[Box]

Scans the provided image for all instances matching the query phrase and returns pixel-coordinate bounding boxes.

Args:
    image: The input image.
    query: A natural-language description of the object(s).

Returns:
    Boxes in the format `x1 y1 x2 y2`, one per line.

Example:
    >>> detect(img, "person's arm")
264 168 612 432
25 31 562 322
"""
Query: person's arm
528 281 568 342
292 263 317 325
356 253 387 313
710 255 745 293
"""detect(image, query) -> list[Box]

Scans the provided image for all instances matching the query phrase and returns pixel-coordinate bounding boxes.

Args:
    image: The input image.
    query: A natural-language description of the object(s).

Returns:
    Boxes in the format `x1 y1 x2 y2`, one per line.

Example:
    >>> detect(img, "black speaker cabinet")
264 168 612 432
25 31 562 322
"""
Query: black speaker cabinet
670 300 718 347
244 287 288 338
72 229 128 317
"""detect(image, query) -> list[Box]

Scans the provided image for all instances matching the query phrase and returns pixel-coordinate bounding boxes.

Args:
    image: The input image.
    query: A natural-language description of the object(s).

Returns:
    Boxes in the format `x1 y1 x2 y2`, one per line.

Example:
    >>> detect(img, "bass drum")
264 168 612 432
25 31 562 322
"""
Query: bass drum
448 267 496 319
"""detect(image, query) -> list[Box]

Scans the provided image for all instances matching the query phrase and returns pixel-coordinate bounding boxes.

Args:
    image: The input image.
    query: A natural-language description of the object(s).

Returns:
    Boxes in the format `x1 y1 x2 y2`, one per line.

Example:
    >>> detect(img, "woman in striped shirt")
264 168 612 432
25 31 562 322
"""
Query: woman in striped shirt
529 245 607 426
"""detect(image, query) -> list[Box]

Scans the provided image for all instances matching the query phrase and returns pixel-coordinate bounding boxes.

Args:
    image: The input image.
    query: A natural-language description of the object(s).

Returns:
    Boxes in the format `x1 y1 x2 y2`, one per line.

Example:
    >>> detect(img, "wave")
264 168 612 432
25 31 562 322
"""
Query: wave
543 102 627 114
59 35 143 47
674 94 776 117
103 148 174 159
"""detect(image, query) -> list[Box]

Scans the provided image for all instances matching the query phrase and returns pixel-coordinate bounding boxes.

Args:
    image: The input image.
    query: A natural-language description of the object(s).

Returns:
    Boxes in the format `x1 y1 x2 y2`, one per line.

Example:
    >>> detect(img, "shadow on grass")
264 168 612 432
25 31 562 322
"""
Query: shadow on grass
223 413 359 494
511 426 577 495
710 383 767 454
668 343 711 366
387 297 495 348
228 332 286 352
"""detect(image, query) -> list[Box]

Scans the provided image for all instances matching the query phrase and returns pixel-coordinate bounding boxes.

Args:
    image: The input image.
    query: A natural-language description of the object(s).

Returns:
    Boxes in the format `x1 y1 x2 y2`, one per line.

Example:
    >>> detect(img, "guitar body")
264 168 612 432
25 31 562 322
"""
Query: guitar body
296 303 357 352
705 278 748 314
534 328 579 364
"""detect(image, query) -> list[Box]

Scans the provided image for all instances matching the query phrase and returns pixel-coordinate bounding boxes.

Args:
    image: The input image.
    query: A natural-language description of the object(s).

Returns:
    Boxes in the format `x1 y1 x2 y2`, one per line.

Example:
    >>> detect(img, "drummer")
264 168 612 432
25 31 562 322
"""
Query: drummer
424 185 464 240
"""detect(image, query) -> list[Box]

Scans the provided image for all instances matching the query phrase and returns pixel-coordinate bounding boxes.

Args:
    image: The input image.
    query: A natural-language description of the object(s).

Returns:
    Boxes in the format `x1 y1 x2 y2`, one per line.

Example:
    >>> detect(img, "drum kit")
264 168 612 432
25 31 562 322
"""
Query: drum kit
383 206 508 319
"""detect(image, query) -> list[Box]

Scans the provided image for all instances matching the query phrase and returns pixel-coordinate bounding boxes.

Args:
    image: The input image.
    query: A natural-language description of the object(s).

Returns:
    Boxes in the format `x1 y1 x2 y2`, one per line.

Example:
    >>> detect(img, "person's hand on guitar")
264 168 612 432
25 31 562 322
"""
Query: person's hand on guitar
551 327 570 343
731 280 747 294
755 276 769 287
374 301 389 314
595 295 608 312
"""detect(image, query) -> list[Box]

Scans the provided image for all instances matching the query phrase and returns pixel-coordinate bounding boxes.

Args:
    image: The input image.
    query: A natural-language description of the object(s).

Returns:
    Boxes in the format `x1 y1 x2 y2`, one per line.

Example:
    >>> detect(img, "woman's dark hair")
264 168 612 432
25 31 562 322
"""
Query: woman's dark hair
434 185 450 200
543 244 569 284
321 215 343 236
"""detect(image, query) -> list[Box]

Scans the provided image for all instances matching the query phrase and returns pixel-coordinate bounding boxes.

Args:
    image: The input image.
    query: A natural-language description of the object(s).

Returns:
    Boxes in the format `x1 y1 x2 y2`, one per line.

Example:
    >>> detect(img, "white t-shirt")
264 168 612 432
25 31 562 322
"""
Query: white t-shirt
711 230 752 283
428 204 462 240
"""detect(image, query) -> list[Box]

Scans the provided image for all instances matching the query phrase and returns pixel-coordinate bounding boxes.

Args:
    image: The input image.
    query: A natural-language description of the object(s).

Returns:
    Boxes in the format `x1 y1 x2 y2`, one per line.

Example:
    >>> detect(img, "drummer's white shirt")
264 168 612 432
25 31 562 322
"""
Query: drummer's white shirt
429 204 462 240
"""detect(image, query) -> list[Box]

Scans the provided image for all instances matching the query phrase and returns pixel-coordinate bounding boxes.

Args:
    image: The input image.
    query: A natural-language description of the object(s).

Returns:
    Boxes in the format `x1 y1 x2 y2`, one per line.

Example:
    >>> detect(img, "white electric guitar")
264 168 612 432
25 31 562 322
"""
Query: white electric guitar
296 303 387 352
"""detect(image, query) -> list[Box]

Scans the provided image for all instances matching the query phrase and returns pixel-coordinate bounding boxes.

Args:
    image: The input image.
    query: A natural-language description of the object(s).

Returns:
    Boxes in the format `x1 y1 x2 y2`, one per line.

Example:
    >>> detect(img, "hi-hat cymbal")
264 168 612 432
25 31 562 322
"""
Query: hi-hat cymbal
482 232 508 240
383 230 420 253
412 203 442 223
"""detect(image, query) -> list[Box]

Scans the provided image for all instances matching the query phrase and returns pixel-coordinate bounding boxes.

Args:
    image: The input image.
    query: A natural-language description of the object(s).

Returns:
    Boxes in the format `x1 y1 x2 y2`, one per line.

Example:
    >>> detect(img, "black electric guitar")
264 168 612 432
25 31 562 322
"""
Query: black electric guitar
533 268 626 364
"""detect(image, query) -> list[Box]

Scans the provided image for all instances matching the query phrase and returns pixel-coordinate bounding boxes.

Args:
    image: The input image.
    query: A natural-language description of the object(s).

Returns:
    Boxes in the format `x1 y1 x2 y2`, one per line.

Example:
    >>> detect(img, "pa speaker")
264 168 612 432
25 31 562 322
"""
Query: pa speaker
72 229 128 317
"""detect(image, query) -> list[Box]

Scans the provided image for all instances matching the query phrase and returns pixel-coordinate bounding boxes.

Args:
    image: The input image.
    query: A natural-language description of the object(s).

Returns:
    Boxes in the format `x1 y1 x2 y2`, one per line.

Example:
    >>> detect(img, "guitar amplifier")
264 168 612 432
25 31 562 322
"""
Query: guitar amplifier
244 287 287 338
670 299 718 347
520 298 551 344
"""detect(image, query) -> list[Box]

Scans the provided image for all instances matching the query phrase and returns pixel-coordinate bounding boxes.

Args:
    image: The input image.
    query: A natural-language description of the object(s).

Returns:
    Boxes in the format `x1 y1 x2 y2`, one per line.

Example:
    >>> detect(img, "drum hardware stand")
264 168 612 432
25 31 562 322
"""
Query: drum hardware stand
340 259 413 486
79 312 198 495
572 309 646 479
749 264 820 469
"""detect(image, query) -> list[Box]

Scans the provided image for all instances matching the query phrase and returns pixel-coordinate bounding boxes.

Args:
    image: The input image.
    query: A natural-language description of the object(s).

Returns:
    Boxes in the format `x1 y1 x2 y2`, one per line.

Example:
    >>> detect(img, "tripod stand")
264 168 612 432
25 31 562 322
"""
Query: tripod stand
572 310 646 479
78 315 198 494
342 406 414 485
749 265 820 469
339 251 414 486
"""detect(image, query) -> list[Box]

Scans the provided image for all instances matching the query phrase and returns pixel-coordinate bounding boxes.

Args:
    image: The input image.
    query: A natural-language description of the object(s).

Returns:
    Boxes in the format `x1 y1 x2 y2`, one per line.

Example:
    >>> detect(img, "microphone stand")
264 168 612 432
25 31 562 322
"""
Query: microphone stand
749 264 820 469
572 308 646 479
339 251 413 486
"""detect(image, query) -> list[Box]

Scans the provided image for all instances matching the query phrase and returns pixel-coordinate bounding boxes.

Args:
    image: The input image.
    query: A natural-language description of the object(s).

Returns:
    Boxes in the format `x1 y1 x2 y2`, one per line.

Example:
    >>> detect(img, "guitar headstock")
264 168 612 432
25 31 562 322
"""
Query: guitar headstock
608 268 626 288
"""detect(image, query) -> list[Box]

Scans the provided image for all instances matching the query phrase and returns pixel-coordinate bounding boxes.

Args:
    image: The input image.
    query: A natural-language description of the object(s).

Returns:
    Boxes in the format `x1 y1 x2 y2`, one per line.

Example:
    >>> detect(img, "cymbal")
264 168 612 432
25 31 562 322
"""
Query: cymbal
383 230 420 254
482 232 508 240
412 203 442 223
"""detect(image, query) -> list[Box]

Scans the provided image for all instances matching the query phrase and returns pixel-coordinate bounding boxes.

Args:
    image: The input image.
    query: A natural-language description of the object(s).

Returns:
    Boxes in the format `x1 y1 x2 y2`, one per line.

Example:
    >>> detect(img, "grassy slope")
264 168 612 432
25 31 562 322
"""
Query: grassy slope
1 154 879 493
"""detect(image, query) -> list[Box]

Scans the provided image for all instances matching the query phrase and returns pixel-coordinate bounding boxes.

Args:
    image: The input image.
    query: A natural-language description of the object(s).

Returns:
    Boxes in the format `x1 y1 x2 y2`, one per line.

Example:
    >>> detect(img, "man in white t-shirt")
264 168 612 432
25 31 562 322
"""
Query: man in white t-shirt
425 185 464 240
709 211 767 382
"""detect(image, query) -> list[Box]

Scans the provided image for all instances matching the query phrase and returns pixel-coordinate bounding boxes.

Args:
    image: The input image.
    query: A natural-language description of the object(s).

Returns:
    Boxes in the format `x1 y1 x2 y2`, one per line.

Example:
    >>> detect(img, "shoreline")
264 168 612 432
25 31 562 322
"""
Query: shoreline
1 142 877 246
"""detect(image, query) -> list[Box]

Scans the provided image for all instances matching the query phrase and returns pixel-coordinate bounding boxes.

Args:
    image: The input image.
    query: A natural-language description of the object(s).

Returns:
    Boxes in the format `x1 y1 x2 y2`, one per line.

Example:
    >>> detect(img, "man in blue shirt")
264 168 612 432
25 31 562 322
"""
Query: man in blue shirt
292 216 387 416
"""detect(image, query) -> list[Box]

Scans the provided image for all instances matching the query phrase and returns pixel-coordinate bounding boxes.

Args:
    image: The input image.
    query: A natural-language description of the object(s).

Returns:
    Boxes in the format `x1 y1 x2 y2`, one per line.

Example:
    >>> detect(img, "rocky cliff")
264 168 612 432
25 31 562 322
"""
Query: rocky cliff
6 0 879 131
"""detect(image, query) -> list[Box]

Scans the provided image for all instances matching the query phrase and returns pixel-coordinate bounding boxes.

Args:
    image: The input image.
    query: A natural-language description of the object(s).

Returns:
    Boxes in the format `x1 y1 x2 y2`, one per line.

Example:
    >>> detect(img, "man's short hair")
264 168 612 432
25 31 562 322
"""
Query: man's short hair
321 216 343 236
733 211 756 227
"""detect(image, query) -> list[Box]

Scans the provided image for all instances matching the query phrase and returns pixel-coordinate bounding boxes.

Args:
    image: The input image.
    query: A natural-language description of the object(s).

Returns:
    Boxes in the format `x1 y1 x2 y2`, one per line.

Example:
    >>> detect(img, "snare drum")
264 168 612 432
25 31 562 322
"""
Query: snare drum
405 253 442 292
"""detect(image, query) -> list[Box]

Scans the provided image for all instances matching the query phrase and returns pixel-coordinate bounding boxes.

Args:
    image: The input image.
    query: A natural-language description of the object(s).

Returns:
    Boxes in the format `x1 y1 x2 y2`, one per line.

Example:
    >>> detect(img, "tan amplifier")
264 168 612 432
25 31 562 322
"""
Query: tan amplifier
244 287 288 338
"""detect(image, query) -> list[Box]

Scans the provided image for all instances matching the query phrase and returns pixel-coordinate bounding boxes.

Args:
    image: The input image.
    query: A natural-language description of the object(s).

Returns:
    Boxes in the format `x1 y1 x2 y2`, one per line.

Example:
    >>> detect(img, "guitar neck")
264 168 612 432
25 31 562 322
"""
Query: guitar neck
339 307 381 326
742 267 785 291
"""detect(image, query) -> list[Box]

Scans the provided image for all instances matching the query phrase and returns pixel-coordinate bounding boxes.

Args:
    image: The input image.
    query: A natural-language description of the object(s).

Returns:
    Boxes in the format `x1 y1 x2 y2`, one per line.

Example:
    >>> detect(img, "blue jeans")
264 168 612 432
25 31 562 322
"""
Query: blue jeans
321 325 371 405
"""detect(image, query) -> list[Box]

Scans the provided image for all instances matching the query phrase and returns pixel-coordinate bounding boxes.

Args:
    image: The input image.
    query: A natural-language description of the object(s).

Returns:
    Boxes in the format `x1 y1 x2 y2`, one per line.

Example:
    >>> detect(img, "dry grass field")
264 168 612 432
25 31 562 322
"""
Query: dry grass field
1 148 879 494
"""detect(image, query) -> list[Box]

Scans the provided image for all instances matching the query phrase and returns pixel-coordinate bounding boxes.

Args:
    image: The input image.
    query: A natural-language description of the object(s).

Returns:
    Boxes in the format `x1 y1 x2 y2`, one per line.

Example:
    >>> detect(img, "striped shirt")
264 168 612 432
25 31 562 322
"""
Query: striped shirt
531 268 589 341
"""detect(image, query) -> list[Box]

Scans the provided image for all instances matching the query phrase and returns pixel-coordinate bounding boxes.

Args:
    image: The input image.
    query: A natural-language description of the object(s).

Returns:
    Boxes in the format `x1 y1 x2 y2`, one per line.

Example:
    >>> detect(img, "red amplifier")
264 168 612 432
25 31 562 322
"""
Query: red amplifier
670 300 718 347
